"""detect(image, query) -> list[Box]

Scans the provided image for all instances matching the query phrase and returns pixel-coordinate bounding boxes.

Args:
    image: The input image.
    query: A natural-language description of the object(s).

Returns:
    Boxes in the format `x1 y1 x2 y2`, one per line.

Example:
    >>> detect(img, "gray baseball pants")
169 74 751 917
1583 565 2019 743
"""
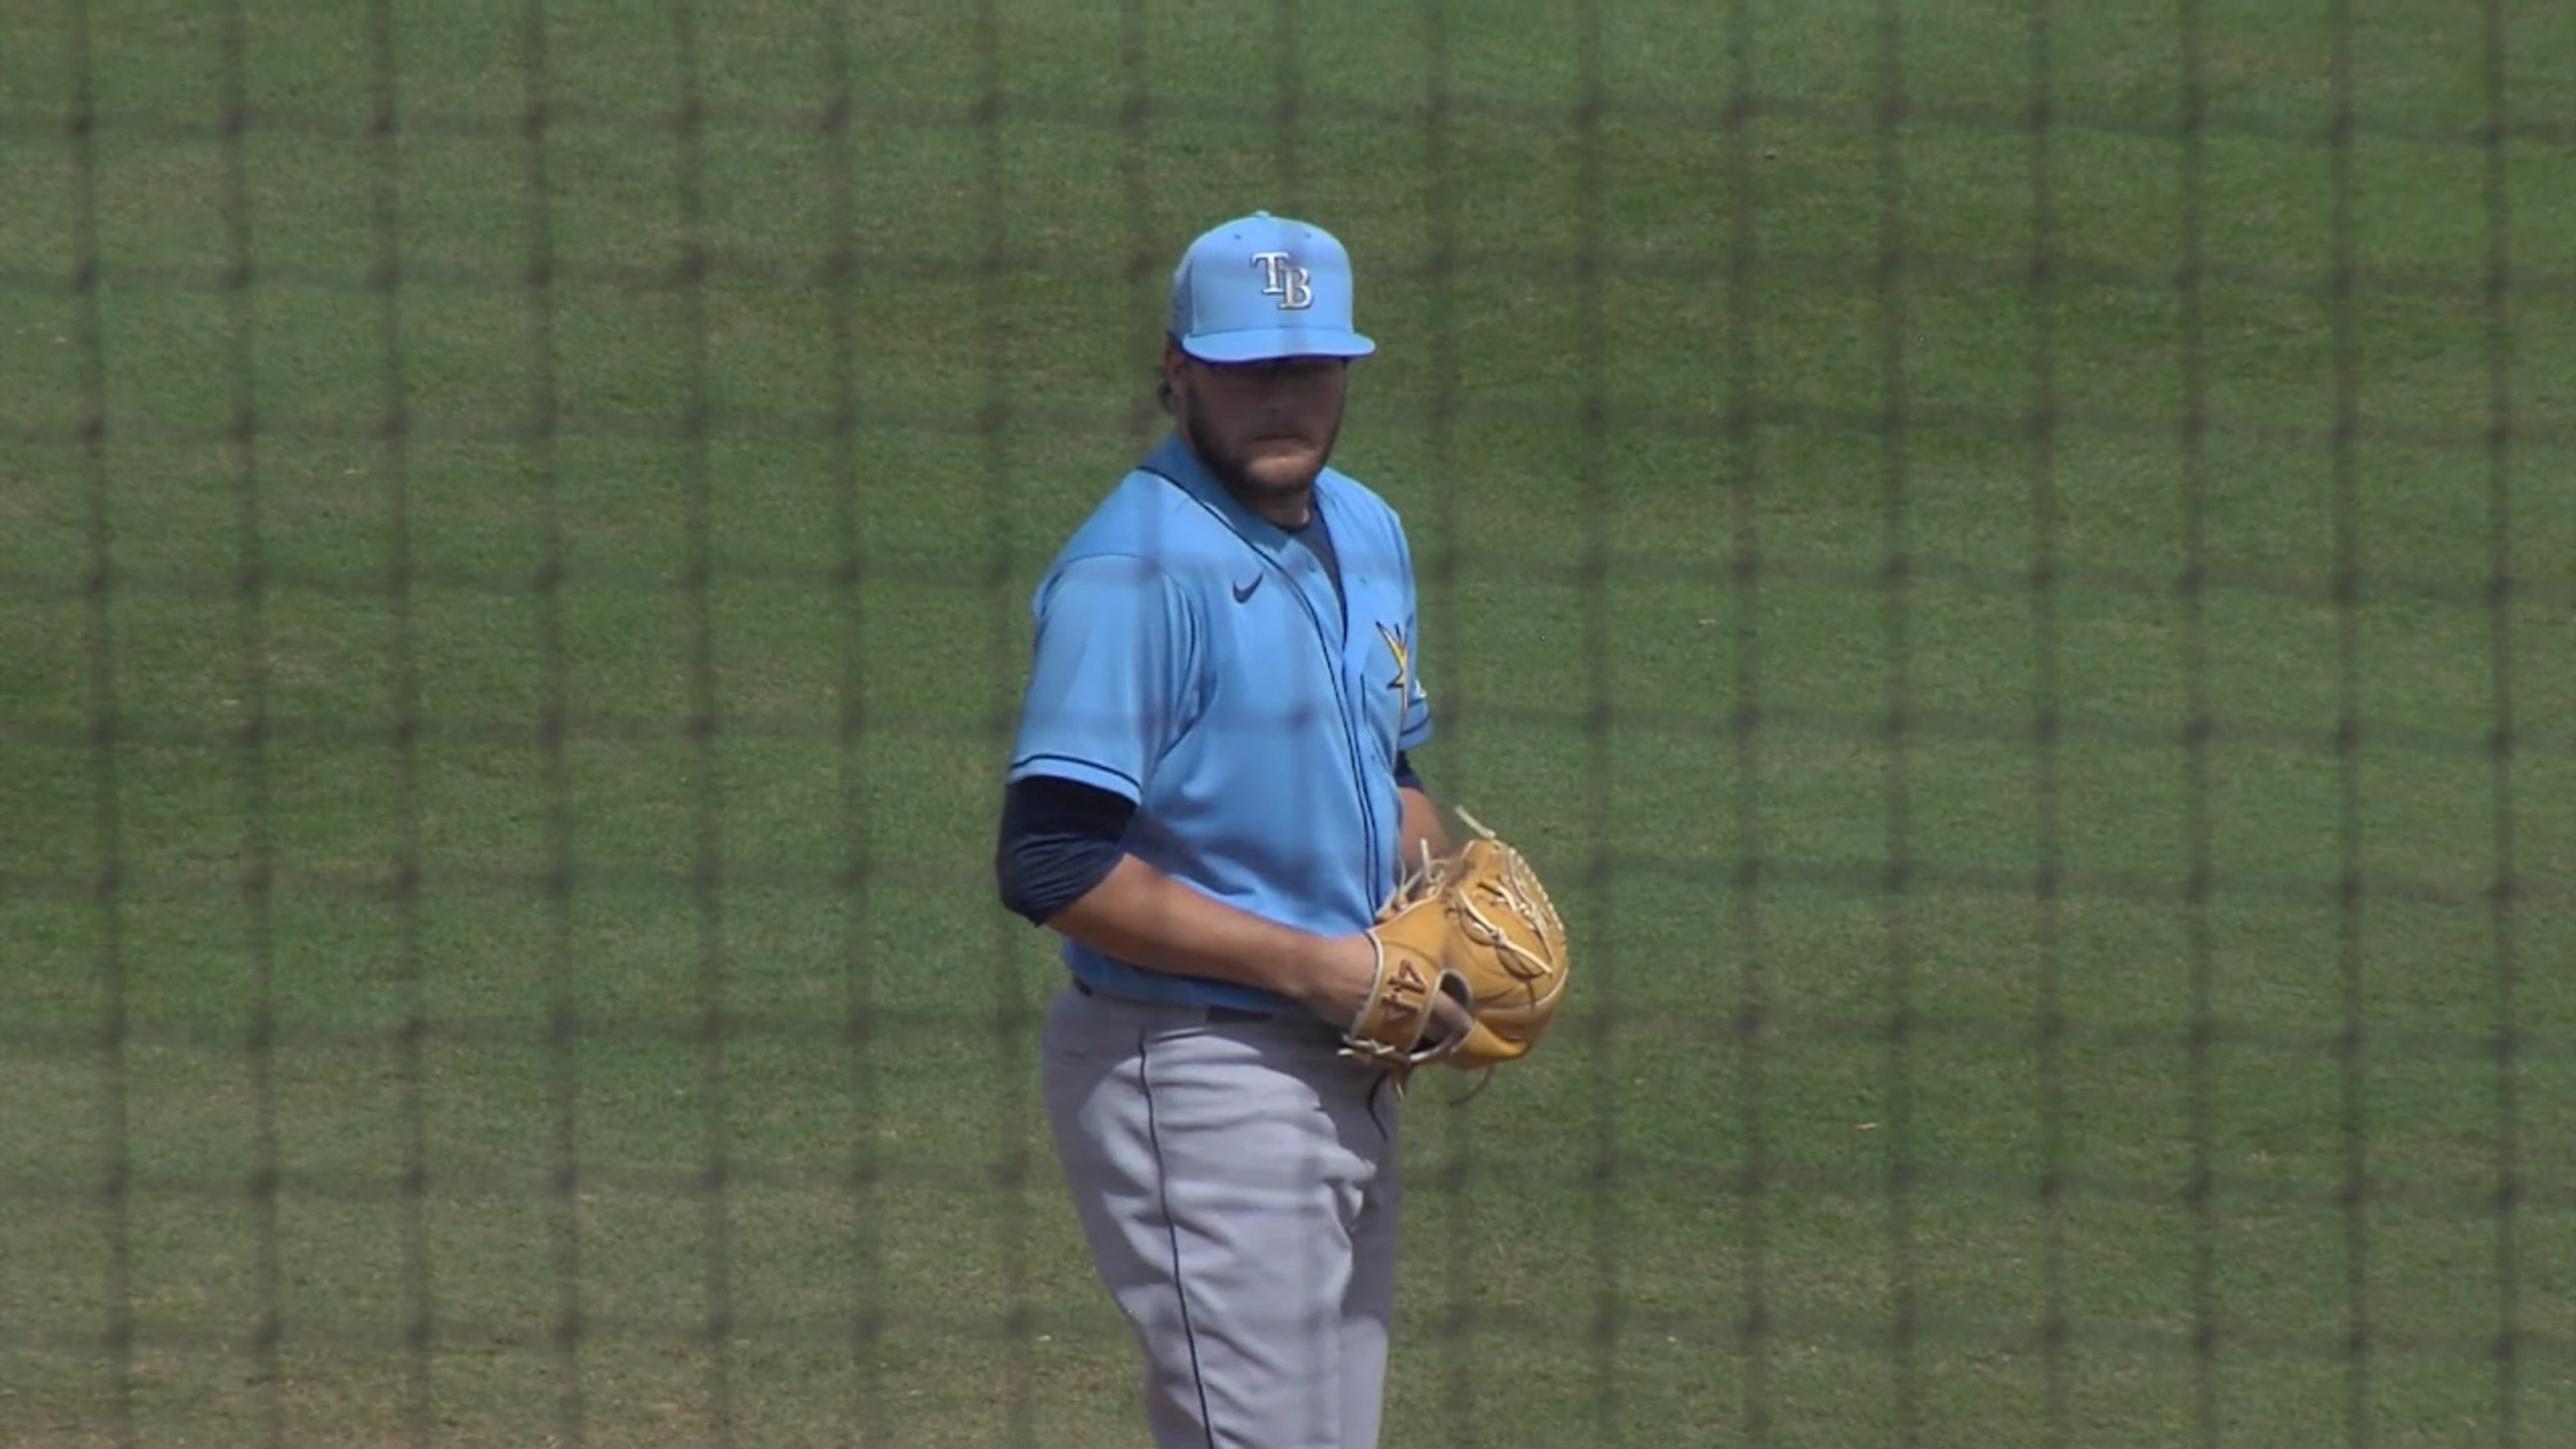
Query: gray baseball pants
1041 980 1405 1449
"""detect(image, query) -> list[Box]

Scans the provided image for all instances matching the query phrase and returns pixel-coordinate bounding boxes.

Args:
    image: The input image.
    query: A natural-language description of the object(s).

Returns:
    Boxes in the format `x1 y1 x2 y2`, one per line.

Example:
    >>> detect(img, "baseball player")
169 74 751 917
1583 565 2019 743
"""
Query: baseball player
994 210 1469 1448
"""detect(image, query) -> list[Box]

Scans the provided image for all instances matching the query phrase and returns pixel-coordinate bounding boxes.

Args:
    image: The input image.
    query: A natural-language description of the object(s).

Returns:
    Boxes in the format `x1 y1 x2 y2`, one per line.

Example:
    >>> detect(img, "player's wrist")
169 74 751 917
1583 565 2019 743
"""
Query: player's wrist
1289 931 1379 1023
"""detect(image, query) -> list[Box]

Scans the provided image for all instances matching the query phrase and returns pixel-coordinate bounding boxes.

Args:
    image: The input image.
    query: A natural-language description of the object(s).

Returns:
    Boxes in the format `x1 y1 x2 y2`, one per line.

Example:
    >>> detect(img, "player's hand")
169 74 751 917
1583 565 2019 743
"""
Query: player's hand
1301 932 1474 1051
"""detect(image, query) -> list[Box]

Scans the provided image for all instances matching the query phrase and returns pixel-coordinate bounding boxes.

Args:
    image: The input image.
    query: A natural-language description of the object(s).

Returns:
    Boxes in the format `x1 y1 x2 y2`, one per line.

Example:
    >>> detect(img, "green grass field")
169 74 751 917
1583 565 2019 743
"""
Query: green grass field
5 1 2575 1445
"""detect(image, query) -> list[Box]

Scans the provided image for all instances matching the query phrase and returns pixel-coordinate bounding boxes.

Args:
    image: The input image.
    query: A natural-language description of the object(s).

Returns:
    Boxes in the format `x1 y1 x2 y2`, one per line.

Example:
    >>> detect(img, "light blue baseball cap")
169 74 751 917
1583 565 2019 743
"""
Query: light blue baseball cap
1168 210 1377 364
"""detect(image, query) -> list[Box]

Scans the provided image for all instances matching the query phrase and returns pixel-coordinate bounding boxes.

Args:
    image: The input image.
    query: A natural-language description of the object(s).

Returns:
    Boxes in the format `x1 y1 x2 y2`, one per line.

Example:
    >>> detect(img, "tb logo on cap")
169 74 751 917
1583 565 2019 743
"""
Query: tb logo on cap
1251 251 1314 310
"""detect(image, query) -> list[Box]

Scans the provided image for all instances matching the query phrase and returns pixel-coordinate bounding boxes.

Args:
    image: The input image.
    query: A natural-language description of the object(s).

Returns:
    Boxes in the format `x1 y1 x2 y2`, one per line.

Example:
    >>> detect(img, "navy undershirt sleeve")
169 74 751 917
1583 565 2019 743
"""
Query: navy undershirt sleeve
995 774 1135 926
997 758 1427 927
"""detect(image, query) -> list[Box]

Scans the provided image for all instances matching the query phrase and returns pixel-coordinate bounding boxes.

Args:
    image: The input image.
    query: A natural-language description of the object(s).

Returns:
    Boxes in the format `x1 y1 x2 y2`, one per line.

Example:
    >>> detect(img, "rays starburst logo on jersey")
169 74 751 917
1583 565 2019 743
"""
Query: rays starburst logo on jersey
1376 622 1410 694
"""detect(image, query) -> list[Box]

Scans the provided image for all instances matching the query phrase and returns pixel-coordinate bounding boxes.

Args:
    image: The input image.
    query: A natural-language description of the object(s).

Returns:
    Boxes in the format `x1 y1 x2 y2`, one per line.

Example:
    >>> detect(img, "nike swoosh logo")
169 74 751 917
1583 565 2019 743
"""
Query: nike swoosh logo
1233 574 1263 603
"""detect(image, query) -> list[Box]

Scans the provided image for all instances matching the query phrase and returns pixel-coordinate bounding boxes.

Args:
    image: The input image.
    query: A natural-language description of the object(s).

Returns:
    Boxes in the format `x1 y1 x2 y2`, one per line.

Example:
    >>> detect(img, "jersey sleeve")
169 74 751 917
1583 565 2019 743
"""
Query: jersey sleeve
1005 553 1199 803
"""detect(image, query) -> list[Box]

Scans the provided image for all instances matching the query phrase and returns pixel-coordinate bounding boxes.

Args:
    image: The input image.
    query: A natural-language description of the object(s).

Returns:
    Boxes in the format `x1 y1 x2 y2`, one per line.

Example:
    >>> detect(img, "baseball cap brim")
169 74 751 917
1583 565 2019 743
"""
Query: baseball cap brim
1180 327 1377 364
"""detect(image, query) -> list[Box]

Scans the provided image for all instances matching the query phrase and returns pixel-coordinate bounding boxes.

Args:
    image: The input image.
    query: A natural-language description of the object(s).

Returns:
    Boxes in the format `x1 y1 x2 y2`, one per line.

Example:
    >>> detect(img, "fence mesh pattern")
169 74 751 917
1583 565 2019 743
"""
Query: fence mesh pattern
3 1 2569 1446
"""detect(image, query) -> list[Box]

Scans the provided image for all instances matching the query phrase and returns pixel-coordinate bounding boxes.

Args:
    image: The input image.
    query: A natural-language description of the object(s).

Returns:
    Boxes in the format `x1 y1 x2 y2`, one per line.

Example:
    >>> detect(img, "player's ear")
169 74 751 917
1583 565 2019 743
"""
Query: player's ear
1158 335 1188 414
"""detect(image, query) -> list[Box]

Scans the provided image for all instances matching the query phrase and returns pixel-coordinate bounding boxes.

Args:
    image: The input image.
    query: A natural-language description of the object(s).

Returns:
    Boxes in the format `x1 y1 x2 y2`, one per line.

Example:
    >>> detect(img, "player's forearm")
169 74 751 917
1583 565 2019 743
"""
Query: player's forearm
1045 854 1349 1004
1396 785 1452 875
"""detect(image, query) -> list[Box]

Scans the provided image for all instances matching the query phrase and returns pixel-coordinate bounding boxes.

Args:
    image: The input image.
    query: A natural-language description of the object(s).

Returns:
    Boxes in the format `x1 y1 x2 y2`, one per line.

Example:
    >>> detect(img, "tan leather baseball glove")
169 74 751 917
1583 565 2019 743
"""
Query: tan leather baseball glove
1339 810 1571 1094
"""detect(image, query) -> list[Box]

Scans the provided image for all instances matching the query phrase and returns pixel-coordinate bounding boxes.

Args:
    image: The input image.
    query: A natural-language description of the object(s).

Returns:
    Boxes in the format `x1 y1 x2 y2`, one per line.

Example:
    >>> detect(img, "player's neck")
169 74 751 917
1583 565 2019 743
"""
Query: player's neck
1233 484 1314 530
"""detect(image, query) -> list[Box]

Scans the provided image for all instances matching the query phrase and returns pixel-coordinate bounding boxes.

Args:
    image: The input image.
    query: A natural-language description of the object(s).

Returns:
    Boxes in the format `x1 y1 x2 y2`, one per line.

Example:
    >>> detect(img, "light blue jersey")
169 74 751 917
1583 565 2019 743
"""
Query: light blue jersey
1005 432 1433 1013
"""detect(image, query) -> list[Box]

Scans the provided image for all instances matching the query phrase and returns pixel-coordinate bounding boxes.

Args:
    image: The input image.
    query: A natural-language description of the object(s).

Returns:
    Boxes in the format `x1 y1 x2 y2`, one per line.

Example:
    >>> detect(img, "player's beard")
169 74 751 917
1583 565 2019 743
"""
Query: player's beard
1183 388 1341 519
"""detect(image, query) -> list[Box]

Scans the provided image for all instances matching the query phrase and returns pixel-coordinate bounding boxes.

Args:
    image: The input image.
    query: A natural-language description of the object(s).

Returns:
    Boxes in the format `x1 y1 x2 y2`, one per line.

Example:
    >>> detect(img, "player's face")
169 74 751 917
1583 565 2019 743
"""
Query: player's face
1169 349 1350 510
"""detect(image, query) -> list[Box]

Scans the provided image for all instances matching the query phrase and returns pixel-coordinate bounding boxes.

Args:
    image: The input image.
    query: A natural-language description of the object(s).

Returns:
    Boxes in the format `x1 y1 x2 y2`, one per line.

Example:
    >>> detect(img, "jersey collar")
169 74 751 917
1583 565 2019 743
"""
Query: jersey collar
1142 432 1330 553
